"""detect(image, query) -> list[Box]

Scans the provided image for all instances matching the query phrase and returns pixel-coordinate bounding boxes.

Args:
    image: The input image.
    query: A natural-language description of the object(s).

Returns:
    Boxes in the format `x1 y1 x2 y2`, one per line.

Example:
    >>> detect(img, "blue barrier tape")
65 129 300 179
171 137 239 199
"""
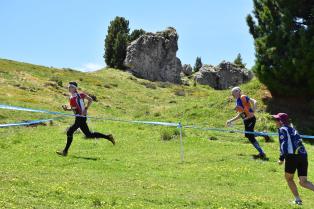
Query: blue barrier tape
1 104 314 139
0 104 179 127
183 125 277 136
183 125 314 139
0 118 54 128
0 104 82 117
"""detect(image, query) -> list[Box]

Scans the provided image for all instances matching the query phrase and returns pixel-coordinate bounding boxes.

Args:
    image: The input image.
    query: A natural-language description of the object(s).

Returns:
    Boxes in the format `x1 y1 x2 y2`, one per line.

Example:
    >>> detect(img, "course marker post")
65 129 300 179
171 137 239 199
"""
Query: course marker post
178 122 184 162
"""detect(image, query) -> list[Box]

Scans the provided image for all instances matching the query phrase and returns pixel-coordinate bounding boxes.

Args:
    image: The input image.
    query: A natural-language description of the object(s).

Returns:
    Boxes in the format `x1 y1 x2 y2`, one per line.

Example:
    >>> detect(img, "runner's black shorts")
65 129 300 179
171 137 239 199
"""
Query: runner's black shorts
285 154 308 176
244 116 256 138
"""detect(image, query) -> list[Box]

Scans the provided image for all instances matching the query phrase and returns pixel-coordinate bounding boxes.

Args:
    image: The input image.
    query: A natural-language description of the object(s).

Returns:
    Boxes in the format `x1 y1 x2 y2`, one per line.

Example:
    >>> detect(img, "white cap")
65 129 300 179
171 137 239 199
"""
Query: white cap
231 86 241 94
68 84 77 89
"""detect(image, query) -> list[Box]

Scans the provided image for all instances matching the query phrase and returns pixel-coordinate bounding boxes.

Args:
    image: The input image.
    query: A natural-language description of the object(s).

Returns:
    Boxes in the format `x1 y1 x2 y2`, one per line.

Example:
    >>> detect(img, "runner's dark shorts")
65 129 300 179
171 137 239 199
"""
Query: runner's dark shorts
285 154 308 176
244 116 256 138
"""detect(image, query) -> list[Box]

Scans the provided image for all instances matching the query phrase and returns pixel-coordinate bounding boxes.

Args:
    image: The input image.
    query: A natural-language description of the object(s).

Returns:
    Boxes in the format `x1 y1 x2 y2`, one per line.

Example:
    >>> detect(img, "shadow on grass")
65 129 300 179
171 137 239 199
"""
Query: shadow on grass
251 154 270 161
262 94 314 144
71 155 99 161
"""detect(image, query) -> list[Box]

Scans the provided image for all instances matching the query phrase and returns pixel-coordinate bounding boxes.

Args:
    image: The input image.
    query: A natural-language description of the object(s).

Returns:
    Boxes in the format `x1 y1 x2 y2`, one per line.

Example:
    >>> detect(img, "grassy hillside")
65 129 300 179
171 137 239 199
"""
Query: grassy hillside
0 58 313 208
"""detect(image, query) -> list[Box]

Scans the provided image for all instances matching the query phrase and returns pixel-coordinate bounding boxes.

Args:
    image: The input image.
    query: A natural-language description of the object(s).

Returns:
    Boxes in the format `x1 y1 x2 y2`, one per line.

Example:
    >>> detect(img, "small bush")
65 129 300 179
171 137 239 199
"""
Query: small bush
92 198 102 207
209 136 218 141
104 104 111 109
154 112 161 117
161 130 173 141
161 128 182 141
173 128 181 136
144 82 157 89
44 81 59 89
49 76 63 87
174 89 185 96
158 82 172 88
182 80 190 86
62 68 75 72
128 76 137 81
104 83 118 88
104 84 112 89
13 83 39 92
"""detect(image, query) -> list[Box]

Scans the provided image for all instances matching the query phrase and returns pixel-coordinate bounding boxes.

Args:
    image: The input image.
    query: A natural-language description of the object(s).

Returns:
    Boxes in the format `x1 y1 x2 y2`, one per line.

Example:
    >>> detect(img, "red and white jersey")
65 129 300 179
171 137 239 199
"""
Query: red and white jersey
69 93 86 115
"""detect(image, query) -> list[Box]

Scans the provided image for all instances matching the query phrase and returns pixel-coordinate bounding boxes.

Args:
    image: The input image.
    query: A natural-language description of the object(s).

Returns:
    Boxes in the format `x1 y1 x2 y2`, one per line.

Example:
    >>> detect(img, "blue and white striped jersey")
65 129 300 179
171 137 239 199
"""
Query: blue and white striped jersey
278 125 307 161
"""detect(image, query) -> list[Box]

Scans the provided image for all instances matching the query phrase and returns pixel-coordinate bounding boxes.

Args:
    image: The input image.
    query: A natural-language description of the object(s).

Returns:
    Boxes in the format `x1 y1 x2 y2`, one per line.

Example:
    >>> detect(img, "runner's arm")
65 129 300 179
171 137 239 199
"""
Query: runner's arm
62 105 77 111
278 129 288 162
249 98 257 112
230 113 242 122
226 113 241 126
84 95 93 110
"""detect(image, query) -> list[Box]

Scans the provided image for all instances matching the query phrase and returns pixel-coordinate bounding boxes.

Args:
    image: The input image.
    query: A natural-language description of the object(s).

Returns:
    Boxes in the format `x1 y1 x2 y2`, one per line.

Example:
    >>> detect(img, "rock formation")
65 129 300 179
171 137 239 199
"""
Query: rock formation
124 27 182 84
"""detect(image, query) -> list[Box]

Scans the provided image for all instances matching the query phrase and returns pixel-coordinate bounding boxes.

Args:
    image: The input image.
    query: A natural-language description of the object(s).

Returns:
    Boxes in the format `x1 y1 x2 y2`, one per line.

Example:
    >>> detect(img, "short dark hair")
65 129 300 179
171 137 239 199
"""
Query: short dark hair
69 81 78 87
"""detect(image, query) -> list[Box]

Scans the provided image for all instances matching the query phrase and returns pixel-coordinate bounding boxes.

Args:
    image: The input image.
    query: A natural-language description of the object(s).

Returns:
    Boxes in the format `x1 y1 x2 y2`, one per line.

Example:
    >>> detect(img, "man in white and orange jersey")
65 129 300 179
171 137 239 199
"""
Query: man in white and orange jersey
226 87 266 159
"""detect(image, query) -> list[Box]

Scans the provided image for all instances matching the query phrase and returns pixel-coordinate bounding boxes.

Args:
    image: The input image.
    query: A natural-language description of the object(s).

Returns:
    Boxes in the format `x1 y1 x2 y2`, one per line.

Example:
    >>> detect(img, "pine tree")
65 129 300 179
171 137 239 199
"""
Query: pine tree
104 16 130 69
234 53 246 68
129 29 146 43
194 57 203 72
112 32 128 69
247 0 314 96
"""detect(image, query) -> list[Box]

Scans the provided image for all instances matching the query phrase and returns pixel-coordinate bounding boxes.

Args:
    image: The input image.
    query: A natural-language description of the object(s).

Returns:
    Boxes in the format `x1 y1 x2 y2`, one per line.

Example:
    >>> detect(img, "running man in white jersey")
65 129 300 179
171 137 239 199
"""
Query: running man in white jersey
57 82 115 156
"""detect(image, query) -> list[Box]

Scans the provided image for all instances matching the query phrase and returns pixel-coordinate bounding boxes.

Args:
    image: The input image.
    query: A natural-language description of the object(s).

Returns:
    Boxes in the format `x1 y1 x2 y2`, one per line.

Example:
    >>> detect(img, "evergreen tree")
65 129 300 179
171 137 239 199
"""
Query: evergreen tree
129 29 146 43
247 0 314 96
112 32 128 69
234 53 246 68
194 57 203 72
104 16 130 68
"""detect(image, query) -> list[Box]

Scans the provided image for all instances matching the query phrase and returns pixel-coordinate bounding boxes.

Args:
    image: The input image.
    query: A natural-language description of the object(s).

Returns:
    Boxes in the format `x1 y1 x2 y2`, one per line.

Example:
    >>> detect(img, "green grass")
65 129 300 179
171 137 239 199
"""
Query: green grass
0 58 313 208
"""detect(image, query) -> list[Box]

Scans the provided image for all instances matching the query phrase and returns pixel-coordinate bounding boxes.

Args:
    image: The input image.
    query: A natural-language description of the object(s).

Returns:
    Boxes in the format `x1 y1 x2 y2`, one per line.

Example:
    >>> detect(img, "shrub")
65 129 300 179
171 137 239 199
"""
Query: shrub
49 76 63 87
161 128 182 141
174 89 185 96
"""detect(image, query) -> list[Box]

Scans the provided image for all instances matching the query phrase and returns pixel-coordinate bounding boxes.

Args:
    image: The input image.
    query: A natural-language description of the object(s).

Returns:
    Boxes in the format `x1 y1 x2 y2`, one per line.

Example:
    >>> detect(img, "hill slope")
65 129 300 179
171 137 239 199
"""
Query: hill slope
0 58 313 208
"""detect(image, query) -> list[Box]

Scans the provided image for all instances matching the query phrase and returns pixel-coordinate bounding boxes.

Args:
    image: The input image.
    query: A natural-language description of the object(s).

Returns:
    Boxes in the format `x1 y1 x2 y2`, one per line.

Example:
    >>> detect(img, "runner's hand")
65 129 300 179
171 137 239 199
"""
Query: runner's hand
62 105 68 111
226 120 232 127
82 109 87 116
278 160 284 165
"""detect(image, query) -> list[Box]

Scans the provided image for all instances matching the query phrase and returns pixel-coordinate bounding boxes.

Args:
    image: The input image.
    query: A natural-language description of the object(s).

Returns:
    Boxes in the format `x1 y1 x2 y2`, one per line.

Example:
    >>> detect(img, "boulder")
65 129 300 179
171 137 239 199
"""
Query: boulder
182 64 193 76
124 27 182 84
195 61 253 89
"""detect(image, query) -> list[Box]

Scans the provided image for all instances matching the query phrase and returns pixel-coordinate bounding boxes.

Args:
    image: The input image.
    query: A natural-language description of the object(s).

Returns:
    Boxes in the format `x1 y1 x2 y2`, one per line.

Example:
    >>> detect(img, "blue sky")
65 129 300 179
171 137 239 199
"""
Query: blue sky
0 0 255 72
